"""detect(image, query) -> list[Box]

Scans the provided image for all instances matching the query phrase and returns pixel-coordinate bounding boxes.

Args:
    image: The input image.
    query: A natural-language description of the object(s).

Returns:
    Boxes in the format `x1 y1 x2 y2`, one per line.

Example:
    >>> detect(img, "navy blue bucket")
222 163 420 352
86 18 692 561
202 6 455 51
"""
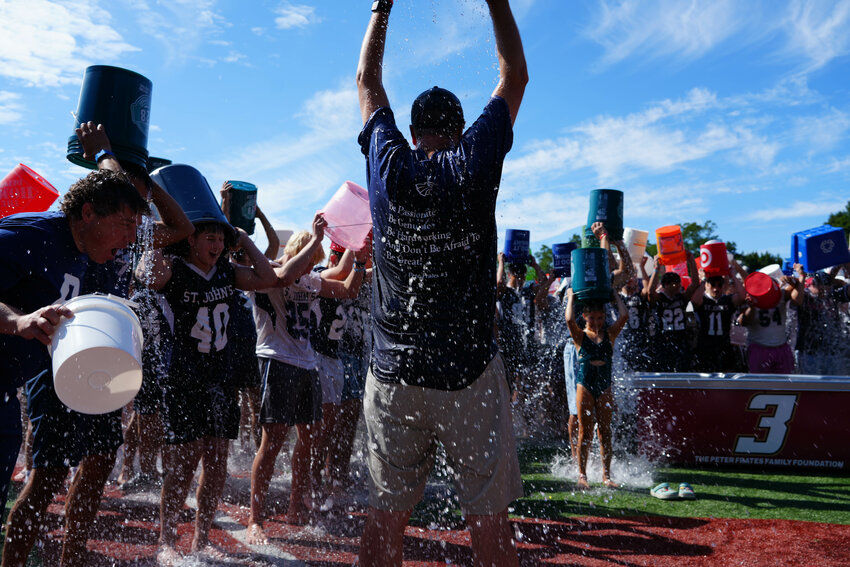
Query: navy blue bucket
149 164 233 236
146 156 171 173
67 65 152 170
504 229 531 262
552 242 578 277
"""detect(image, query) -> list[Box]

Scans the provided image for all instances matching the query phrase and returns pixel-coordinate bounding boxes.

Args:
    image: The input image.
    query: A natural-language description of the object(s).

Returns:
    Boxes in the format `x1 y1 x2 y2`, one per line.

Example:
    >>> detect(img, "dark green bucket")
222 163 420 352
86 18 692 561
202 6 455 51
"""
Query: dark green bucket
226 180 258 235
67 65 152 170
571 248 611 303
585 189 624 240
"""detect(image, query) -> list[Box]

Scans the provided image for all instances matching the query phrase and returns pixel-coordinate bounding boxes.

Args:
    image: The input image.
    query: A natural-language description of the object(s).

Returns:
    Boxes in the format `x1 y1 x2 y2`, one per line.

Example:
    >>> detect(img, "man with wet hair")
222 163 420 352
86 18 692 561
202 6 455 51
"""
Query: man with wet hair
0 169 150 567
356 1 528 565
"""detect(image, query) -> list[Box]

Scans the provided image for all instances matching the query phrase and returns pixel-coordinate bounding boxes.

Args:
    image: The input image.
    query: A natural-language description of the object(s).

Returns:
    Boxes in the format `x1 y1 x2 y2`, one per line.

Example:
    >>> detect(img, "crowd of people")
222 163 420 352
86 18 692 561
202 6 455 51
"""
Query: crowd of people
1 1 849 566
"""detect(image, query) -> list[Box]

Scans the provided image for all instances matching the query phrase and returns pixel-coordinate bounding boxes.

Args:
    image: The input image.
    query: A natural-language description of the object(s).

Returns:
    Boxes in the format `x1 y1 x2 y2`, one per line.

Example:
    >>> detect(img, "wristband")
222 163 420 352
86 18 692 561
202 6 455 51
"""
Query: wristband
95 149 115 162
371 0 392 13
354 267 367 273
354 261 367 268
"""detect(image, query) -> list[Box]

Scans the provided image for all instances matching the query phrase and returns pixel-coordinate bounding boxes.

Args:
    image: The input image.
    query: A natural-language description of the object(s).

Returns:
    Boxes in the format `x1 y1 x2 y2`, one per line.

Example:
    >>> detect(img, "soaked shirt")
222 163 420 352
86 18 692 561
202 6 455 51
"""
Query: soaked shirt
795 289 849 355
252 272 322 370
358 97 513 390
309 266 346 359
746 302 788 348
0 212 88 389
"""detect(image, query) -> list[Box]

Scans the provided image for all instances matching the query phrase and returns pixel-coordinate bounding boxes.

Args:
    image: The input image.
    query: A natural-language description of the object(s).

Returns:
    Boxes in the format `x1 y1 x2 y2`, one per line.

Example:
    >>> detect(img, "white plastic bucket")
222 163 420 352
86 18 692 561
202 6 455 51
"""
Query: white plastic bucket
275 229 293 258
623 227 649 263
759 263 783 281
49 294 143 415
320 181 372 251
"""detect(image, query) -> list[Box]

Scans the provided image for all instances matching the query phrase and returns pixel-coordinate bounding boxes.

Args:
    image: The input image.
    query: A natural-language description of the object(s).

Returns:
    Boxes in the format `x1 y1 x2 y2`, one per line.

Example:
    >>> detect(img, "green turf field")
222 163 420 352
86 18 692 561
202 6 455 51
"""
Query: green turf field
506 443 850 526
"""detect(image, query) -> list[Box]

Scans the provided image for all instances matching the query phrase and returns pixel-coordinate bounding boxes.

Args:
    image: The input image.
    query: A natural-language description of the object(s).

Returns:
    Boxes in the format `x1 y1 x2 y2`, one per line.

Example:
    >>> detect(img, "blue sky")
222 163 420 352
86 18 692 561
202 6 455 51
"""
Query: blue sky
1 0 849 258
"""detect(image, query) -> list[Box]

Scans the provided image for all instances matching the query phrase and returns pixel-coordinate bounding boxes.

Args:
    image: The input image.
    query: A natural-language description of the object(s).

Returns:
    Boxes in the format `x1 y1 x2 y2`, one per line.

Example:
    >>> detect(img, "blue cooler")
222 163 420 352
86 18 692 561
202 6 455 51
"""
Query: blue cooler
782 258 794 276
552 242 578 277
791 225 850 272
504 229 530 262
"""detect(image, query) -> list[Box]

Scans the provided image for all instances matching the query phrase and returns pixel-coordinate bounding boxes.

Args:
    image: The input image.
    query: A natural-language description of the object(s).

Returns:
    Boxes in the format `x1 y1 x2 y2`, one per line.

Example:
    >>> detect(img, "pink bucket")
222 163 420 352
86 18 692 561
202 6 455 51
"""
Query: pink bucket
0 164 60 218
320 181 372 251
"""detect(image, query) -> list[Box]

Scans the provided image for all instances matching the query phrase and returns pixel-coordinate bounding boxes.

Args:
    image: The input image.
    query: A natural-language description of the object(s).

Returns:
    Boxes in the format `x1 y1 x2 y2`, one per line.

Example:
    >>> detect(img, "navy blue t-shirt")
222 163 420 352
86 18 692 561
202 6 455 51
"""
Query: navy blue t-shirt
0 212 89 390
358 97 513 390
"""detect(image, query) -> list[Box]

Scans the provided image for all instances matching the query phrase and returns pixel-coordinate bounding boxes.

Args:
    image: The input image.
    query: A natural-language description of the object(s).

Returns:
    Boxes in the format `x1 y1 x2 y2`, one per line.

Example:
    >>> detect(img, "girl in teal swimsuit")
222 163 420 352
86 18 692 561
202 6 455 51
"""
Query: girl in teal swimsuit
566 289 628 489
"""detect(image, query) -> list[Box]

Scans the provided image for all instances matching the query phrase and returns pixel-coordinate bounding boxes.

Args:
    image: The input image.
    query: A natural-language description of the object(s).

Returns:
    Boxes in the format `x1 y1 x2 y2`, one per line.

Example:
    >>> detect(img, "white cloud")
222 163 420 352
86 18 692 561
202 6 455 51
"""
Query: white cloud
587 0 748 67
274 2 320 30
0 0 138 87
0 92 24 124
781 0 850 72
130 0 228 65
743 199 848 221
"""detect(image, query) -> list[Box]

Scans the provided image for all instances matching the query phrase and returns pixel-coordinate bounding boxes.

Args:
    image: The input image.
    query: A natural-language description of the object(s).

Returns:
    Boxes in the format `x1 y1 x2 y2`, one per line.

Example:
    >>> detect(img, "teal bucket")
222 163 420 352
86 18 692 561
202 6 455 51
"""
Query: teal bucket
226 180 258 235
585 189 624 241
67 65 152 170
149 164 233 237
571 248 611 303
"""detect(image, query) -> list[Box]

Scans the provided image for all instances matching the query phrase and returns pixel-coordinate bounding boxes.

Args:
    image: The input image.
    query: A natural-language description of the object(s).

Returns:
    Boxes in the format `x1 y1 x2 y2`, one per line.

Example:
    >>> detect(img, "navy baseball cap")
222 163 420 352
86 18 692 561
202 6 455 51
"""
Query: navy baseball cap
410 86 464 133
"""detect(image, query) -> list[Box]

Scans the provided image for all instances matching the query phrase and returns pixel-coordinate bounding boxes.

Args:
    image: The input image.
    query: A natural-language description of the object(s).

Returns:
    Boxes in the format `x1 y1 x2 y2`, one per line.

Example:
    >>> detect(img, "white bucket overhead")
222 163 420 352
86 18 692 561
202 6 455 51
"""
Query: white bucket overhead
758 263 783 281
49 294 144 415
623 227 649 263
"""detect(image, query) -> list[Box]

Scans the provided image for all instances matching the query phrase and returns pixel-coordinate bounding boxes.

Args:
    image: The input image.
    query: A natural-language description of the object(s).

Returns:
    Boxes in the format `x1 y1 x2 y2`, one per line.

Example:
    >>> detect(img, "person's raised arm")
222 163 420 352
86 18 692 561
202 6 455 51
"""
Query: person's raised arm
320 246 370 300
356 1 392 124
608 290 629 342
639 255 651 299
233 228 277 291
255 206 280 260
487 0 529 125
647 255 663 303
274 213 327 288
564 289 583 349
496 251 507 298
683 251 699 302
77 122 193 249
690 273 707 307
135 249 173 292
729 269 746 306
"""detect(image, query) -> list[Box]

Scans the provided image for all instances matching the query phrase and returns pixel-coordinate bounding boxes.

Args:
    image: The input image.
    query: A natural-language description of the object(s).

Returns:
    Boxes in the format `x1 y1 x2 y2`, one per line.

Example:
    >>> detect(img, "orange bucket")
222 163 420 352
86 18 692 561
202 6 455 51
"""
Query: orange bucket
0 164 60 218
656 225 686 266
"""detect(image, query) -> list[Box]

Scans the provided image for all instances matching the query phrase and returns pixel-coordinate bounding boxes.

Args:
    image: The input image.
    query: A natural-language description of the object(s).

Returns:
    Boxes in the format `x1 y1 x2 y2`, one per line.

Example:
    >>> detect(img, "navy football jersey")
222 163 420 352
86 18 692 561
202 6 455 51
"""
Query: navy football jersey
309 267 346 359
695 294 735 348
655 291 688 335
0 212 88 388
160 256 239 384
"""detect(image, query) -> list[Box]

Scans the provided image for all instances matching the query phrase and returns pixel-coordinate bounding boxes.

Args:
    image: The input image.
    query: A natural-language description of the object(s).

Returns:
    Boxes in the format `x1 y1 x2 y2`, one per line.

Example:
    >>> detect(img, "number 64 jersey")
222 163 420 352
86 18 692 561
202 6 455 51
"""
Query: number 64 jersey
252 272 322 370
160 256 240 382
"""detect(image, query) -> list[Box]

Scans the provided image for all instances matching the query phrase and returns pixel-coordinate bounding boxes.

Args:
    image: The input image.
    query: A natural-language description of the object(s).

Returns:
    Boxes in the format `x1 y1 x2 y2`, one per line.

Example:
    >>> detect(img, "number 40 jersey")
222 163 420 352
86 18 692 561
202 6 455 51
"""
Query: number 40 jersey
160 256 240 380
252 272 322 370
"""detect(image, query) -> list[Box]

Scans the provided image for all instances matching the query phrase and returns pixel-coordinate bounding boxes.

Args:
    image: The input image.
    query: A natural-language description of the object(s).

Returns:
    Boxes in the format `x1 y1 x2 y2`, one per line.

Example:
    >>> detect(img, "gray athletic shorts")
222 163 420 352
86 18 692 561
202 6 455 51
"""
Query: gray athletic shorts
363 353 524 516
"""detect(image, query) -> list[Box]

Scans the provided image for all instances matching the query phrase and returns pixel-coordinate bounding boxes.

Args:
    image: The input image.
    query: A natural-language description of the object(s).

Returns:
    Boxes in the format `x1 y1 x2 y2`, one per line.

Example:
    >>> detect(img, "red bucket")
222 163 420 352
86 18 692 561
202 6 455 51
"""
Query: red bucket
745 272 782 309
0 164 60 218
700 240 729 277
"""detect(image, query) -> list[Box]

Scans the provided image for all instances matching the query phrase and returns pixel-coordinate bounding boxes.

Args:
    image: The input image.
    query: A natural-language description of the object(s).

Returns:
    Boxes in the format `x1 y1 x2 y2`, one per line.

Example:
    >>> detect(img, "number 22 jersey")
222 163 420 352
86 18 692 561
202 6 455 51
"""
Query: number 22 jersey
252 272 322 370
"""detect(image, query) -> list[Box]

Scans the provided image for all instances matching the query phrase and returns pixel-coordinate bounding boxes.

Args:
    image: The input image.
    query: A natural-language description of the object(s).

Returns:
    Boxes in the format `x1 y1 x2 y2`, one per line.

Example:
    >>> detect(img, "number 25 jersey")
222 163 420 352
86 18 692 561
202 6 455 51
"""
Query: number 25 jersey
252 272 322 370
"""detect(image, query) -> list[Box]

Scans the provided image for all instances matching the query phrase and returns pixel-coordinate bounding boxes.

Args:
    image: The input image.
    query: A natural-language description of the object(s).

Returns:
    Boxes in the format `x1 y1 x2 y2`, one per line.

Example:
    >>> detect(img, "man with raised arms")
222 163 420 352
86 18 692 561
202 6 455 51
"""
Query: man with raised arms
356 1 528 565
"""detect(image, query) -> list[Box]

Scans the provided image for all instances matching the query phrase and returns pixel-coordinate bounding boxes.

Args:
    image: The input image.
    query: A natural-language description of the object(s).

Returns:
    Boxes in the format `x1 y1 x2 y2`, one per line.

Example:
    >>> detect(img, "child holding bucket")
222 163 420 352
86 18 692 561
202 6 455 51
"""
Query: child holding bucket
247 216 369 543
647 251 699 372
136 220 276 565
565 288 628 489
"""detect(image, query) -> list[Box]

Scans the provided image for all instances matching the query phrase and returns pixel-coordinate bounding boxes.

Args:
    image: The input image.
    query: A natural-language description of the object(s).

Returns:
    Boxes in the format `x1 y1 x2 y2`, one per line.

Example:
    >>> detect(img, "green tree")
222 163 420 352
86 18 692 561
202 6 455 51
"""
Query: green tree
569 233 582 245
533 244 553 276
737 251 783 272
826 200 850 239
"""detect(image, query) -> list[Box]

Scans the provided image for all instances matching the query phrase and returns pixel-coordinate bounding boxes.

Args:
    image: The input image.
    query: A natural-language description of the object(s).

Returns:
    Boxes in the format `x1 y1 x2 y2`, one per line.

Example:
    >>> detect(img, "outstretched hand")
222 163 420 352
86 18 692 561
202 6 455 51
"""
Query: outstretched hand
75 122 112 161
312 212 327 241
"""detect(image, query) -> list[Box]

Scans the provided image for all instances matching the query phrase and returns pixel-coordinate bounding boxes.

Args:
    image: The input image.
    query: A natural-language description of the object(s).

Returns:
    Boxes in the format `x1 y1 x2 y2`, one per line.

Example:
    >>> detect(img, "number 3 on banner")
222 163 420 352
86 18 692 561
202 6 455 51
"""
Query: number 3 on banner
734 393 798 455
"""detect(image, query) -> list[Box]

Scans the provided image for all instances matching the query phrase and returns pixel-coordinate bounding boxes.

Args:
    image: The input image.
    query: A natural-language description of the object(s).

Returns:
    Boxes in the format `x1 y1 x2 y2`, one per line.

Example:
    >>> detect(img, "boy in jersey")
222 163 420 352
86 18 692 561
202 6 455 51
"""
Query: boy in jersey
741 274 798 374
647 252 698 373
1 169 150 567
247 218 369 544
691 261 746 372
138 220 275 566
